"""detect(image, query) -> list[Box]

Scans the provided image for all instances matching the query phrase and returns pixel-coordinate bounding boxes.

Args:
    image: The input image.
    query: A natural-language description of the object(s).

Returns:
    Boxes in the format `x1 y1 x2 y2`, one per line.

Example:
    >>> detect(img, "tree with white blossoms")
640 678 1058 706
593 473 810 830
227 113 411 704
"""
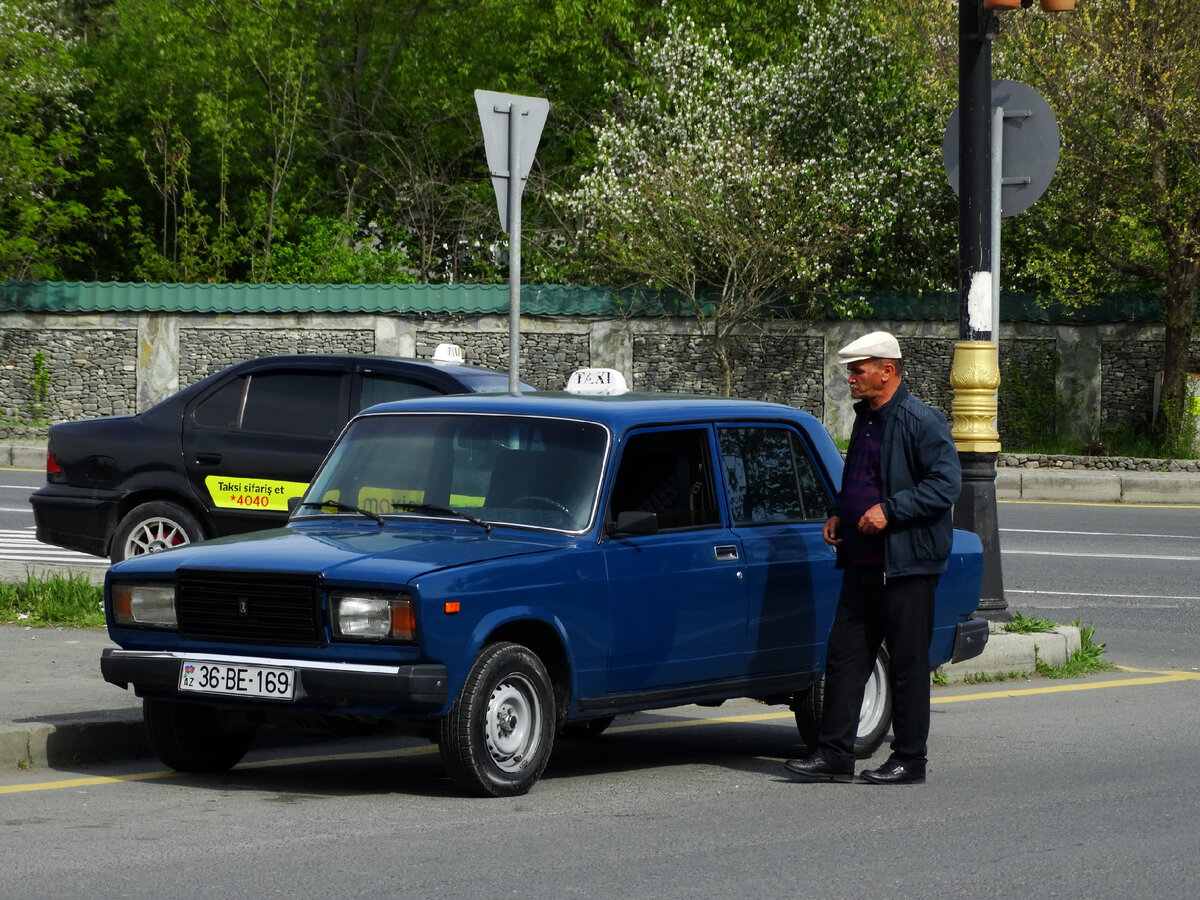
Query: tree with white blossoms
0 0 90 279
562 6 953 394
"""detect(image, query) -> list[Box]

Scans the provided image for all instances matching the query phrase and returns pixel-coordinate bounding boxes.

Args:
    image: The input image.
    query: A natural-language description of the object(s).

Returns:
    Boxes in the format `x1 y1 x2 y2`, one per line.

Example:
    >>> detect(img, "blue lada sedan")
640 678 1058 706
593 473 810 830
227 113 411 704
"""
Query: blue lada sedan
101 375 986 796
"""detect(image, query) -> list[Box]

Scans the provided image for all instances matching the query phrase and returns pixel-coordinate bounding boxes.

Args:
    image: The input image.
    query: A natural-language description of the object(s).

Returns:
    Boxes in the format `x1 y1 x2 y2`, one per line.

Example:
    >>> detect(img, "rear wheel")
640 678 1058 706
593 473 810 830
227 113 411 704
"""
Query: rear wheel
793 646 892 759
143 699 257 772
438 642 556 797
111 501 204 564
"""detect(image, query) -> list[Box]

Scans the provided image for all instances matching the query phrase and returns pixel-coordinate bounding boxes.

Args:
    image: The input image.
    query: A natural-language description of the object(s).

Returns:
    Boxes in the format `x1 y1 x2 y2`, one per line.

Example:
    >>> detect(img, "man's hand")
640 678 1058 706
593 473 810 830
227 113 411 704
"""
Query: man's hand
822 515 843 546
858 503 888 535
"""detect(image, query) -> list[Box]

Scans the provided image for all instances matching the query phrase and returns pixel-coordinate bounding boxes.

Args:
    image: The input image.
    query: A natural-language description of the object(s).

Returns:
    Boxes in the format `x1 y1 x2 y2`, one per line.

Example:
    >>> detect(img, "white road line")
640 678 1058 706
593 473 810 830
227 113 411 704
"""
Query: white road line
0 528 106 566
1002 528 1200 541
1007 588 1200 603
1002 549 1199 562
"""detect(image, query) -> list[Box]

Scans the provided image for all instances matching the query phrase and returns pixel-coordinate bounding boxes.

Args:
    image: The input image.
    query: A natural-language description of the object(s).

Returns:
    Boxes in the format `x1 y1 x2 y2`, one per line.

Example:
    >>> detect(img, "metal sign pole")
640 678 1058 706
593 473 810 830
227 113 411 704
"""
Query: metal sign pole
474 90 549 394
507 102 523 393
991 104 1003 346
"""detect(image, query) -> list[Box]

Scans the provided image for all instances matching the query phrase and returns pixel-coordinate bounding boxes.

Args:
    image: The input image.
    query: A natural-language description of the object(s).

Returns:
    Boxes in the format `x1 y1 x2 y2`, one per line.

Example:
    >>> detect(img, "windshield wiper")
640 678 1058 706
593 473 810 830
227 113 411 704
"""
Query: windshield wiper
390 502 493 533
297 499 491 532
297 499 384 525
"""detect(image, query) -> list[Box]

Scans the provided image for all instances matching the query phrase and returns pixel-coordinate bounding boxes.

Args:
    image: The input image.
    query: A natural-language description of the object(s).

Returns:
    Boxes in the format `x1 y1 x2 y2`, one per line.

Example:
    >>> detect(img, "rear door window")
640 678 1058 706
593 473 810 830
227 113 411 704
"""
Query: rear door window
717 426 829 524
193 371 344 439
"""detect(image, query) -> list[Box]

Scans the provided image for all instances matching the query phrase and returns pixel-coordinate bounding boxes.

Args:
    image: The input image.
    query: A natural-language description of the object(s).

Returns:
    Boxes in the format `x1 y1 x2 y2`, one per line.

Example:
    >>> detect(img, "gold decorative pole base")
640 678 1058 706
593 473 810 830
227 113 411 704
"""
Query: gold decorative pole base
950 340 1001 453
949 339 1008 619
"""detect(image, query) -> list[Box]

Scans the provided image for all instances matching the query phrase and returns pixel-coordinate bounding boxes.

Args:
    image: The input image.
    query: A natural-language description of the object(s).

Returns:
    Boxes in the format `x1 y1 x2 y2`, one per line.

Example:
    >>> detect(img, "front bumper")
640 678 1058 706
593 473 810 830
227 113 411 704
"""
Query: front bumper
950 617 990 664
101 648 449 711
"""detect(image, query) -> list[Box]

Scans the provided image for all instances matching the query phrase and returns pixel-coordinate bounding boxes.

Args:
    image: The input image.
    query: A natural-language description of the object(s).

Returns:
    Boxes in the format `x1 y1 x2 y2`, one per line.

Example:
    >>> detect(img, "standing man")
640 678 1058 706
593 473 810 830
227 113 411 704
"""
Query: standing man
785 331 961 785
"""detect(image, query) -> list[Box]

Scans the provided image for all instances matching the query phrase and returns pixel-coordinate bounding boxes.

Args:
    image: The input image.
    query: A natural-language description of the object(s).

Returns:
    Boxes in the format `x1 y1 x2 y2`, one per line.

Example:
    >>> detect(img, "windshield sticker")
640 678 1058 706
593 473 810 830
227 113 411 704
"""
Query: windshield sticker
351 487 485 512
205 476 309 511
357 487 425 513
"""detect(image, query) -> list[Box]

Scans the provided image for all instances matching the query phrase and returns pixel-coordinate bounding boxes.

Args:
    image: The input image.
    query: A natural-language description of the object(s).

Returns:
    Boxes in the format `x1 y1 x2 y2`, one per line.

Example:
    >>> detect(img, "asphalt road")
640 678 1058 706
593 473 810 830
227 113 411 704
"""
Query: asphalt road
2 670 1198 899
3 482 1198 897
0 467 105 569
998 501 1200 670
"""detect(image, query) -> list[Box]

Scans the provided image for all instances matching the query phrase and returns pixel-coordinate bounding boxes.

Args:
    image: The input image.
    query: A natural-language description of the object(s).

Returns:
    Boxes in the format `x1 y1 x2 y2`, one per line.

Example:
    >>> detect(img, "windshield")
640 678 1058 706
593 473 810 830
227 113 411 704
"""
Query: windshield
297 413 609 532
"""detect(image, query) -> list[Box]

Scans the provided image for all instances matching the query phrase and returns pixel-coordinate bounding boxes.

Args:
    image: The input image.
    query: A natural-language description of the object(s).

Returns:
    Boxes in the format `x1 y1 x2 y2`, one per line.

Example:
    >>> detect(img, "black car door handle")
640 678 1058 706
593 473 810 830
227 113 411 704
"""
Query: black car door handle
713 545 739 562
195 452 222 466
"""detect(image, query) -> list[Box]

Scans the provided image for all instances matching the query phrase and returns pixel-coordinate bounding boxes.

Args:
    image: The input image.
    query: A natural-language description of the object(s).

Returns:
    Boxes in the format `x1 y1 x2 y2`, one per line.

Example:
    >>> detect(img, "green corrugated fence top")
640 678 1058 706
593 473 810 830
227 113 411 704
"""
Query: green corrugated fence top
0 281 686 317
0 281 1174 323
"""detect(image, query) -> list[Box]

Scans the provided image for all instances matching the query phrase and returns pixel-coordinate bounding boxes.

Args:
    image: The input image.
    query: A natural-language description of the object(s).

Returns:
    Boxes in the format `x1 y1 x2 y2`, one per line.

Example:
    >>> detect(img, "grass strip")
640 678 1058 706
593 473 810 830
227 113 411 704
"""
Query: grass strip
0 572 105 628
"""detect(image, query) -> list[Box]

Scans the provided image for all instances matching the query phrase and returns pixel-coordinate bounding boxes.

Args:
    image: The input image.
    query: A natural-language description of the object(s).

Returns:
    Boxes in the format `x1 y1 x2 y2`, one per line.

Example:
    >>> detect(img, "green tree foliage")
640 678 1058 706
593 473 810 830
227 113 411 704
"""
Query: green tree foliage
998 0 1200 446
0 0 91 279
0 0 1193 448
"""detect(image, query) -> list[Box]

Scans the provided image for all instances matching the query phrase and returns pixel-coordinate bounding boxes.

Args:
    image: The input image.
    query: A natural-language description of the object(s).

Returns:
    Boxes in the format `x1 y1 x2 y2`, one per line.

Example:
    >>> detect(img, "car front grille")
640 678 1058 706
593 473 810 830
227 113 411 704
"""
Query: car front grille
176 569 324 647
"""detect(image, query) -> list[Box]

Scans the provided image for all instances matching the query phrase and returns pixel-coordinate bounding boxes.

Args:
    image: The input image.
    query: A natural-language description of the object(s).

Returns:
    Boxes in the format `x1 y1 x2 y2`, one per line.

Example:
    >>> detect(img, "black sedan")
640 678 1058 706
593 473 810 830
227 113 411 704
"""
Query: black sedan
31 349 525 563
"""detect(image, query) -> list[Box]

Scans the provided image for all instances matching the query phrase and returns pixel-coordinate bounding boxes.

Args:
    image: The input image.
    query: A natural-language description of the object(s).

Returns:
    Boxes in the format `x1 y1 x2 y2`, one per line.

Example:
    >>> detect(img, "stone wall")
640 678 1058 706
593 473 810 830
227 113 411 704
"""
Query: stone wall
0 309 1196 451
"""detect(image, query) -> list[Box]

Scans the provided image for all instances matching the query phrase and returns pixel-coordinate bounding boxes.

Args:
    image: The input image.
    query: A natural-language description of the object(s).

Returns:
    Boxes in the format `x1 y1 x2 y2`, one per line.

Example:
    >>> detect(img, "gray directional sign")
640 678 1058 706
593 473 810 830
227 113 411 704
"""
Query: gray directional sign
943 79 1060 218
475 90 549 230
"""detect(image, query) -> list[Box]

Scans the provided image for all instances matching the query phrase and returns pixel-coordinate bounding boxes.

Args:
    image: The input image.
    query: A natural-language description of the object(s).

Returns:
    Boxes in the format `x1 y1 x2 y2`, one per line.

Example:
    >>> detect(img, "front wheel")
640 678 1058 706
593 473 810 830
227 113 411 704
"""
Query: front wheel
793 646 892 759
143 699 257 772
438 642 556 797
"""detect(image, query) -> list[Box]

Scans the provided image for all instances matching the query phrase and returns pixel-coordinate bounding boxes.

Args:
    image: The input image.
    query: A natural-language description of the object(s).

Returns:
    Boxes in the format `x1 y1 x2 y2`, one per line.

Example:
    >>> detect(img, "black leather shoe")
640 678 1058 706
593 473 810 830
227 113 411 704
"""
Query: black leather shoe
783 753 854 783
860 760 926 785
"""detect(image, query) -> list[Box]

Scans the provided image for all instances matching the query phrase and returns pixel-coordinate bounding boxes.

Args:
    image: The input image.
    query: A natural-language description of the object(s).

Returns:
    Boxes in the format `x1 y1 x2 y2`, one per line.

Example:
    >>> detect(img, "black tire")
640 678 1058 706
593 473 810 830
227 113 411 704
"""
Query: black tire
438 642 556 797
111 501 205 564
793 646 892 759
143 698 257 773
561 715 616 739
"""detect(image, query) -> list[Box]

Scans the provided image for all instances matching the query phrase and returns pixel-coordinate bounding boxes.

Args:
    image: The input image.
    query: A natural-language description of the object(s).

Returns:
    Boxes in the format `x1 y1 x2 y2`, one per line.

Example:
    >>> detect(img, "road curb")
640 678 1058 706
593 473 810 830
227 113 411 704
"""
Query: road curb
2 709 149 770
937 626 1080 683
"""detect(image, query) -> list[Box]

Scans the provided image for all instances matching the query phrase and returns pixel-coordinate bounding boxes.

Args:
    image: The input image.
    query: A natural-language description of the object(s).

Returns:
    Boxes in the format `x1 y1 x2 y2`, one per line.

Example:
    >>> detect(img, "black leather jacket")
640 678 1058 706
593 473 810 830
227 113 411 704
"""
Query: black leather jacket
832 382 962 577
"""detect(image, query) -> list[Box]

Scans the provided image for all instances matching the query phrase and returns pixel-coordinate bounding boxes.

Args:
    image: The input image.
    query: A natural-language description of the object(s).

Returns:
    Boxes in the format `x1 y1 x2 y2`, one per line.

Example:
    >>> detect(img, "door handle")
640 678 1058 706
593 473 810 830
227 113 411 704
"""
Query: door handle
713 545 739 562
195 452 222 466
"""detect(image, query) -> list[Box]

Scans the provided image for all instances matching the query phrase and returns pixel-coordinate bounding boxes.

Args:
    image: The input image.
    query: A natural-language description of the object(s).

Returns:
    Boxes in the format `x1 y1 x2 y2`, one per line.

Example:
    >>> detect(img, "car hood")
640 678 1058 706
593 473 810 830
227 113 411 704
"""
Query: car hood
107 521 567 585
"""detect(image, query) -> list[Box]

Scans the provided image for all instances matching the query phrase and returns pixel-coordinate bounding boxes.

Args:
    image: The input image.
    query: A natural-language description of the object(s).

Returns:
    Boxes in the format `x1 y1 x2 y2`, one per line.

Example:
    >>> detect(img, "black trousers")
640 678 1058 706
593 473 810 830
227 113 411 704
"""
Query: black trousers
817 565 939 771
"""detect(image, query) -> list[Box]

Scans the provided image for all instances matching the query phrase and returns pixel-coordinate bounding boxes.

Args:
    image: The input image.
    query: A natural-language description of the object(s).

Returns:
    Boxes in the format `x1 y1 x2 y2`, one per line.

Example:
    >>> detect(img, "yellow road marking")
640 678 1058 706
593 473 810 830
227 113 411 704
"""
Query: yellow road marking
0 769 180 794
930 669 1200 704
1000 499 1200 509
3 668 1195 796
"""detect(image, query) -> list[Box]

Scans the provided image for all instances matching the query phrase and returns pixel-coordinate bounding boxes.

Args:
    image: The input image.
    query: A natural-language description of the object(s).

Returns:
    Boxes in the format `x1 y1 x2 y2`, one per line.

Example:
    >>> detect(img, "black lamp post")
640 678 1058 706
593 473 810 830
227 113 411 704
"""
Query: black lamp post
952 1 1007 619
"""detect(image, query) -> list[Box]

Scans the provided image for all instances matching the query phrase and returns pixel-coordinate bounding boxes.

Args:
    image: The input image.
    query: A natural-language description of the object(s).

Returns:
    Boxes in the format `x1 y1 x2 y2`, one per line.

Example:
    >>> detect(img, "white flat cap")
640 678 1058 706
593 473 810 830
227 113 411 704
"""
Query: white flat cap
837 331 902 363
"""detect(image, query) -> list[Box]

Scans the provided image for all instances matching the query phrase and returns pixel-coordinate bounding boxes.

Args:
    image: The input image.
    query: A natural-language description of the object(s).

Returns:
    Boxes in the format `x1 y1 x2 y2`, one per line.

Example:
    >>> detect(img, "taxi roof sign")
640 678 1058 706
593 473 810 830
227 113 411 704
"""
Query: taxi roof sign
432 343 464 363
566 368 628 396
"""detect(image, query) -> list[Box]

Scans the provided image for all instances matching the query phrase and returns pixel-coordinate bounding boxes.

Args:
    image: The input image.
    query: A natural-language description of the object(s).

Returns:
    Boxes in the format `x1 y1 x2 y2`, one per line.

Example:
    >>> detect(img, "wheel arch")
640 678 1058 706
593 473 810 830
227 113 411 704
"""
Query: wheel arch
480 617 573 729
106 489 212 555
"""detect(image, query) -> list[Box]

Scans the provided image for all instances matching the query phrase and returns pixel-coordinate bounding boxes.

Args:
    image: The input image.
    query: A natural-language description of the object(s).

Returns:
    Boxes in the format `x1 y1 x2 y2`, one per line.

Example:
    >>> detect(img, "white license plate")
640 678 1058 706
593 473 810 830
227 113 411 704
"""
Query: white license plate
178 661 295 700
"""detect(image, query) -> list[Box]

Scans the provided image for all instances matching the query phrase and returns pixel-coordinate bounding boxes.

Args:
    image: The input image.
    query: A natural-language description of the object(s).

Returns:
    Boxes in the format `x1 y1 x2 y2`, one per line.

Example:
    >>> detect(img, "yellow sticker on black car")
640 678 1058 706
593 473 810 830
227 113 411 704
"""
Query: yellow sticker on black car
205 476 309 511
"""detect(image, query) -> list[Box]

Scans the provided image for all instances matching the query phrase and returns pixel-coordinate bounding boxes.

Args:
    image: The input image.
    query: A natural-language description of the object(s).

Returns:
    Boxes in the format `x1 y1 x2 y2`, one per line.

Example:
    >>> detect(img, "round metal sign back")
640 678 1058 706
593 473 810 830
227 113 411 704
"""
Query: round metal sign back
943 79 1060 218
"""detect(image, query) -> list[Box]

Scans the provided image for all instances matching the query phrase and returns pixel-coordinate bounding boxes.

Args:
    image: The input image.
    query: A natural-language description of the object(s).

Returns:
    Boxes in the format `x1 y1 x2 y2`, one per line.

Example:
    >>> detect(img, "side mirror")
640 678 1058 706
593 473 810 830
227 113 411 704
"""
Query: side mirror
605 510 659 537
286 496 302 514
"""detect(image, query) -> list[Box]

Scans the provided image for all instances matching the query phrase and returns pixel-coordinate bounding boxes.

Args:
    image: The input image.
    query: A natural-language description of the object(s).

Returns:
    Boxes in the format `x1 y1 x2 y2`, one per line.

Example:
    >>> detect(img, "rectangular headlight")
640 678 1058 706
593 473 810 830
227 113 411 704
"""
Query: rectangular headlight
331 591 415 642
112 583 178 629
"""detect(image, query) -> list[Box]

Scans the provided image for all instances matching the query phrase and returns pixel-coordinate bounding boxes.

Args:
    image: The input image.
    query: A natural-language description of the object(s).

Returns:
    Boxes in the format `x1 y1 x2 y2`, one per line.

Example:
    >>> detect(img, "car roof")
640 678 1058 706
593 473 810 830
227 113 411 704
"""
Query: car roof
219 353 508 379
356 390 824 430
